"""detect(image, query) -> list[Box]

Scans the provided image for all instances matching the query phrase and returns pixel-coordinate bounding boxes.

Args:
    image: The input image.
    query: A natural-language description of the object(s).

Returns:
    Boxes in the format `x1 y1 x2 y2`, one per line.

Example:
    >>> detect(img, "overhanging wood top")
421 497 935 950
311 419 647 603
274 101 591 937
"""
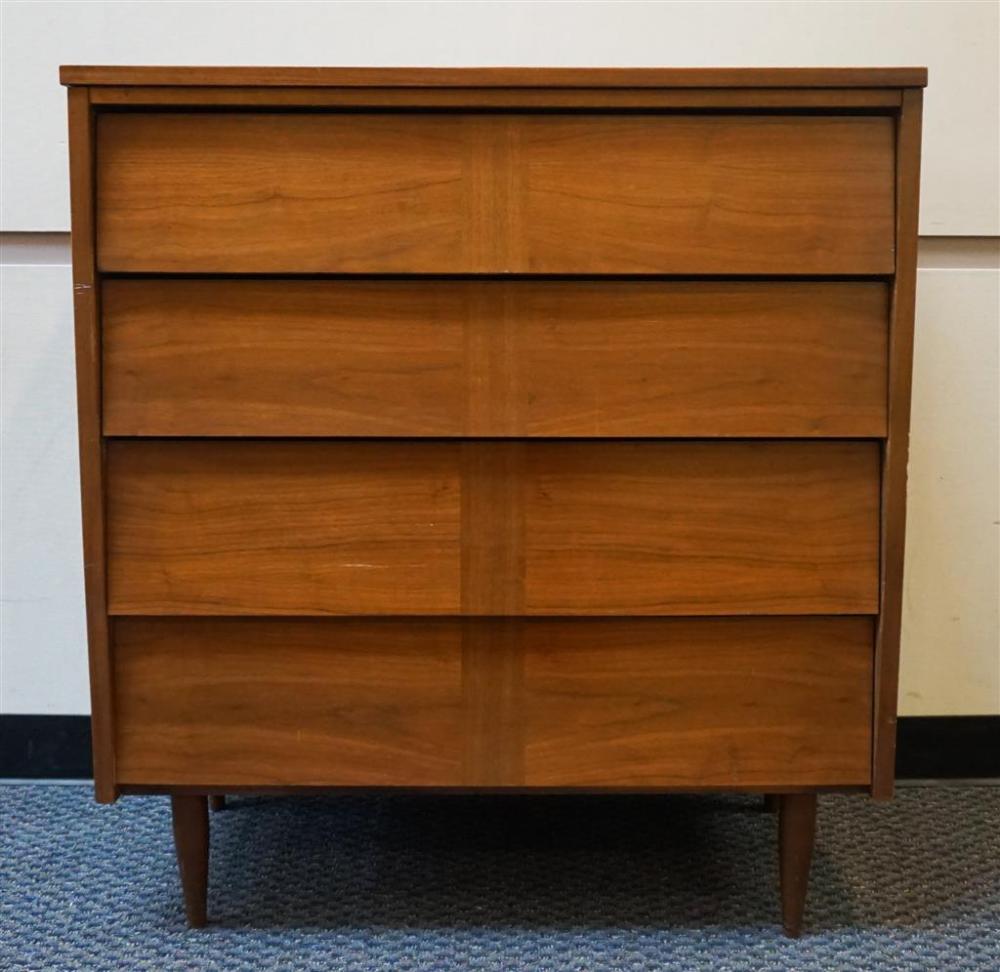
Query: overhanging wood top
60 65 928 89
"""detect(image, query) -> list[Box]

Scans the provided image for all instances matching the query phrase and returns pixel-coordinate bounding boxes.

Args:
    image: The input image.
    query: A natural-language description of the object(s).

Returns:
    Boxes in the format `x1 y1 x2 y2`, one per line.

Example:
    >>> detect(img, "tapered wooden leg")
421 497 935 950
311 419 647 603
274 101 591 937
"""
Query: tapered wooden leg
778 793 817 938
763 794 779 813
171 795 209 927
209 795 226 812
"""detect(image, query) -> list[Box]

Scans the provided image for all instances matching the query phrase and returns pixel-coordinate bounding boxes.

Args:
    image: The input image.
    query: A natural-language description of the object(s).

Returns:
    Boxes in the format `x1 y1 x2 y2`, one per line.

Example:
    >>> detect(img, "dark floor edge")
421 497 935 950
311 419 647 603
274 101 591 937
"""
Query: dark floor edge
2 714 998 781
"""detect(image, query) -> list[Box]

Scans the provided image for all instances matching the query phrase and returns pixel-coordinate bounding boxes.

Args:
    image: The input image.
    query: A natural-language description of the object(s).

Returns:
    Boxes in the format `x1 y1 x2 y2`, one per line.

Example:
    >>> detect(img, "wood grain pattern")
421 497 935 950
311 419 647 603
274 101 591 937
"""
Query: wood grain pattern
97 113 894 274
103 279 470 437
102 280 889 438
67 87 117 803
510 115 894 274
106 440 878 616
97 113 470 274
523 441 879 615
87 86 904 109
461 619 524 786
61 65 929 88
521 618 873 787
106 441 462 615
460 442 525 614
113 617 873 789
115 619 465 787
873 89 924 800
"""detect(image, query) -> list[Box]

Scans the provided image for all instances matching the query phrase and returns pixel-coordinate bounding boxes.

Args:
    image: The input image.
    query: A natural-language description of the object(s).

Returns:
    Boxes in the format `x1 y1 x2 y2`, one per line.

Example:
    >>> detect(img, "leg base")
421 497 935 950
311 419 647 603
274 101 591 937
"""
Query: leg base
171 795 209 927
778 793 817 938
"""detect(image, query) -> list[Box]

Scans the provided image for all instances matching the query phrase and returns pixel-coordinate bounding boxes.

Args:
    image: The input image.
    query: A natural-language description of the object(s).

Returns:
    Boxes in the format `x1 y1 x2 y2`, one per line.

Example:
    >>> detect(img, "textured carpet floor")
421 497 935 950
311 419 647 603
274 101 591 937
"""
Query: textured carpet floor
1 783 997 971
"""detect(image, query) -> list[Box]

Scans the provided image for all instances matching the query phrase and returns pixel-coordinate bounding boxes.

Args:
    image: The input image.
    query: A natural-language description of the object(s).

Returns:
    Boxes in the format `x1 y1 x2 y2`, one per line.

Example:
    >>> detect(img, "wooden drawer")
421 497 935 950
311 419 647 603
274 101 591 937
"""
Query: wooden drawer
113 616 873 788
107 441 463 616
97 113 894 274
106 440 879 616
103 280 889 438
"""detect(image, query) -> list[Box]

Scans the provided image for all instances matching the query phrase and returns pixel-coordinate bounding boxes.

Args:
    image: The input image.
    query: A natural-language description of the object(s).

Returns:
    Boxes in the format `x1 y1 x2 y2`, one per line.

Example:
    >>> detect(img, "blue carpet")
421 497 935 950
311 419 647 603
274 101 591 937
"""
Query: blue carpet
2 783 998 971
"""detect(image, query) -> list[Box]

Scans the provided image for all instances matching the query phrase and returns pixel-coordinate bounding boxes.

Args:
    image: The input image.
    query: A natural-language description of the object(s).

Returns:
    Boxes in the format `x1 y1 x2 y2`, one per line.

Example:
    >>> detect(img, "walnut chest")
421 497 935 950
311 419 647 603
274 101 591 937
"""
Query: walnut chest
62 65 925 935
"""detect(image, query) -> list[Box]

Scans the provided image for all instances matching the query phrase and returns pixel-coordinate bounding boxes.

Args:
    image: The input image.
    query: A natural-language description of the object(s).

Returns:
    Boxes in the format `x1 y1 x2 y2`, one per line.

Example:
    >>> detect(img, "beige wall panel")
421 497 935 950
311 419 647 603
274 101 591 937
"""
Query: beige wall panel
900 268 1000 716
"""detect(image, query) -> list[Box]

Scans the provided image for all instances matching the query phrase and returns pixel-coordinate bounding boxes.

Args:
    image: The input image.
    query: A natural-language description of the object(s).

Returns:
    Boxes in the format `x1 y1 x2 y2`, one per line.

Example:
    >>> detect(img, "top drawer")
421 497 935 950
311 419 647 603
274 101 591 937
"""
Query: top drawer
96 112 895 275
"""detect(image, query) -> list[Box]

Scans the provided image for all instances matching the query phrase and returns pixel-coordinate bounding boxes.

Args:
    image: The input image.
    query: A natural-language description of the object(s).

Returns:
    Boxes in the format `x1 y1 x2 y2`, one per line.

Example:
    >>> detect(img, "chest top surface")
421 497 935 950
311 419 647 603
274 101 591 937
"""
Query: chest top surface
60 65 928 88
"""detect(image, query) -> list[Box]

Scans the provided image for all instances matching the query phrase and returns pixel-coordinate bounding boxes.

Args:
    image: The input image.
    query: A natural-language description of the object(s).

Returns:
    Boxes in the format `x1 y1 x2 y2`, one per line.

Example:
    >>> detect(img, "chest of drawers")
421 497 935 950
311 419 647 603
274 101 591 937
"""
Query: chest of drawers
62 65 925 936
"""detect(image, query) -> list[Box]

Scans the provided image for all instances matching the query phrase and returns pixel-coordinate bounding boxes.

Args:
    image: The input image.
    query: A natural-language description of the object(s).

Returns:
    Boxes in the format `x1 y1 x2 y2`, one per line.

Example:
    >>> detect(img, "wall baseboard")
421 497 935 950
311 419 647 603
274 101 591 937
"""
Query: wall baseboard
1 716 93 779
2 714 997 783
894 716 1000 780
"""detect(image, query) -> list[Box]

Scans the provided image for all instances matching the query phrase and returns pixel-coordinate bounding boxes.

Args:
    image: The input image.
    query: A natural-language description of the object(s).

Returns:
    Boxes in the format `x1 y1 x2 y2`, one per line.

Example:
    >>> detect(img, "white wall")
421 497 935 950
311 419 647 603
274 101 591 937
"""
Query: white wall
901 263 1000 715
1 0 998 716
1 261 88 713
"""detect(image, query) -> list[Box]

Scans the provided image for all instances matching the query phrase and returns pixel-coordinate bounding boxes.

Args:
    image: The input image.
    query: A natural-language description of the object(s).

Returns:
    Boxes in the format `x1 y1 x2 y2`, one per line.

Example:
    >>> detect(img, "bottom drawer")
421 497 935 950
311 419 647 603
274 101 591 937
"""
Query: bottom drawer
113 617 873 789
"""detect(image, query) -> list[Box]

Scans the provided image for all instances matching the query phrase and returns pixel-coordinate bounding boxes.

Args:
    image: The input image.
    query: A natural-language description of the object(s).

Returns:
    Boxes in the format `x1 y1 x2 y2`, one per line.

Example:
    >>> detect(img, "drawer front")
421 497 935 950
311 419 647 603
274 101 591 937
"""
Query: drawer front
103 280 889 438
106 440 878 616
97 113 894 274
113 616 873 788
106 441 463 616
521 441 878 615
115 618 465 787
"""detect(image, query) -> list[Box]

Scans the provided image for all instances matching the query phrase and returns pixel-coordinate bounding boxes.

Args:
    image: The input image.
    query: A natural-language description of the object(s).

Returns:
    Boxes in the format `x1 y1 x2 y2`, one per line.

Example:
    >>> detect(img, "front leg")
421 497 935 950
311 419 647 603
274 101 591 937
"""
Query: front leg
778 793 817 937
171 795 209 927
